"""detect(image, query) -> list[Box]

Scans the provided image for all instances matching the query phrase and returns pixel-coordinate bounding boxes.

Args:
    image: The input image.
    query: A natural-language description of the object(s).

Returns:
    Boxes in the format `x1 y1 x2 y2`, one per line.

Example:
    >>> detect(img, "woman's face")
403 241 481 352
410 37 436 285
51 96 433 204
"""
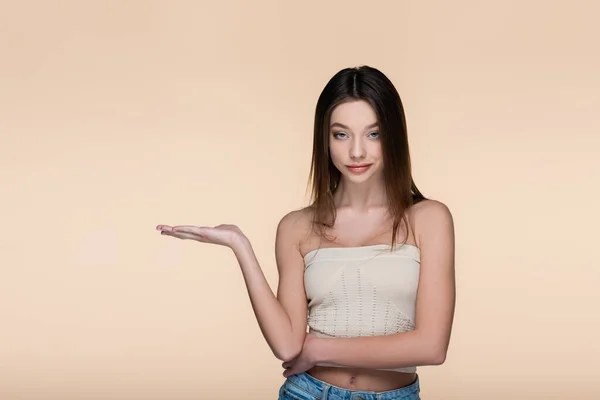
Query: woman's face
328 99 384 184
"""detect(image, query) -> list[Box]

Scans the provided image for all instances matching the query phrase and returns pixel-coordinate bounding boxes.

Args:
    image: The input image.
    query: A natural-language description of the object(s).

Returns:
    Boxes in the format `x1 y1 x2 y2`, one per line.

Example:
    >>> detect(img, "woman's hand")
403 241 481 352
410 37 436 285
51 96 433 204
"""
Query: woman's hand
282 333 319 378
156 224 246 249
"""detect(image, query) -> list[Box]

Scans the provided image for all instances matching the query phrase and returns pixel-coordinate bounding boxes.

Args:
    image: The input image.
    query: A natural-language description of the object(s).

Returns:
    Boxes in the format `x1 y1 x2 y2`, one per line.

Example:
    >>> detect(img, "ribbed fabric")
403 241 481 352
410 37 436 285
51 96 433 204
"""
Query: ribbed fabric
304 243 421 373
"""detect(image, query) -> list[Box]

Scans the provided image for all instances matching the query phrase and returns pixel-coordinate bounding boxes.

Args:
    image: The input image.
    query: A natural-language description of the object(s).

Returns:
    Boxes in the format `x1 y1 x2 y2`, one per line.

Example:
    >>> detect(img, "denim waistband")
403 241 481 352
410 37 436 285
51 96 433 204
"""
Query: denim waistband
282 371 420 400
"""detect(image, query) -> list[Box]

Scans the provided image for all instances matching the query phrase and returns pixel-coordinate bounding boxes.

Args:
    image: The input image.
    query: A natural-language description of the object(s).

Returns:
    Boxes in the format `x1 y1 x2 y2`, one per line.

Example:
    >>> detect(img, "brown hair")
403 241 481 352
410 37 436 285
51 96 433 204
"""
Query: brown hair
306 65 426 249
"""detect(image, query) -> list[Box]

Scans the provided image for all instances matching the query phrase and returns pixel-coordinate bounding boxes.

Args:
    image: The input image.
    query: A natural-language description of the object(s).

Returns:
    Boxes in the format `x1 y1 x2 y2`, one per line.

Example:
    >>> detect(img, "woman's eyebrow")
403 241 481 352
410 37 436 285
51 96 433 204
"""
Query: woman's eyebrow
330 122 379 129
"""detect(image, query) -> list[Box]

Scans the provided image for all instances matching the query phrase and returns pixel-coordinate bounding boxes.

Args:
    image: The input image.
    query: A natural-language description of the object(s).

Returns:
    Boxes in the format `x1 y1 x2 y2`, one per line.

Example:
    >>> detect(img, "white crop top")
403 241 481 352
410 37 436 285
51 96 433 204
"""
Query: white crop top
303 243 421 373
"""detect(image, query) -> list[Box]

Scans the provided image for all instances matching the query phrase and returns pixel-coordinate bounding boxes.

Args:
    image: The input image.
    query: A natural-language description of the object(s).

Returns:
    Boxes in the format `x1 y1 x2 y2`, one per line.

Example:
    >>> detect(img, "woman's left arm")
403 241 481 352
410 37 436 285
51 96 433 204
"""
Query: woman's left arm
285 200 455 375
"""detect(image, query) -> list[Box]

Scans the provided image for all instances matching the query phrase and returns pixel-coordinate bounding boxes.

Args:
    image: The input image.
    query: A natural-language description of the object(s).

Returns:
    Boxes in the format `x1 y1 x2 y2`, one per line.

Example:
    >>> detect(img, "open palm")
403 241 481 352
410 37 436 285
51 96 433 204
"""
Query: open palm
156 223 244 248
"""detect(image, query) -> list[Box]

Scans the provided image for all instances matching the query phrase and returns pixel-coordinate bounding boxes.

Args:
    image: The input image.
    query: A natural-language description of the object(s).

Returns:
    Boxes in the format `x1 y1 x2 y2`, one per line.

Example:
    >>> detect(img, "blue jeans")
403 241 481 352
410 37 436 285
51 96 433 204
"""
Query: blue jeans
279 372 421 400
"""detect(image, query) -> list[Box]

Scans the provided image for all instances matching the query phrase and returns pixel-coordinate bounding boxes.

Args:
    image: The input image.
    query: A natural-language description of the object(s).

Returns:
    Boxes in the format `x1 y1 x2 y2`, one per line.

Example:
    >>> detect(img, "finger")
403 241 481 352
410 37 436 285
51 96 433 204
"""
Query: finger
172 226 210 236
160 230 199 240
158 226 176 234
283 368 295 378
282 361 291 369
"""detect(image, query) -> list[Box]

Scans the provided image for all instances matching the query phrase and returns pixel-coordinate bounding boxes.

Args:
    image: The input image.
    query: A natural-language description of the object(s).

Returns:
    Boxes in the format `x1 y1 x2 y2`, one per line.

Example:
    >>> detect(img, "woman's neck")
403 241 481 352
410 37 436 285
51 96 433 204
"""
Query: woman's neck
333 178 388 212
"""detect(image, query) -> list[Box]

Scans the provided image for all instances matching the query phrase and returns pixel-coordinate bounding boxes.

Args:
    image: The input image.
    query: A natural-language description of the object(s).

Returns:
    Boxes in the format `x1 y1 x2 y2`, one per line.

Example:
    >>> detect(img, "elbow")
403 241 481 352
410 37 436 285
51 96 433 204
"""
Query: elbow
274 342 303 363
427 344 448 365
278 351 300 363
418 331 448 365
429 349 447 365
275 349 301 363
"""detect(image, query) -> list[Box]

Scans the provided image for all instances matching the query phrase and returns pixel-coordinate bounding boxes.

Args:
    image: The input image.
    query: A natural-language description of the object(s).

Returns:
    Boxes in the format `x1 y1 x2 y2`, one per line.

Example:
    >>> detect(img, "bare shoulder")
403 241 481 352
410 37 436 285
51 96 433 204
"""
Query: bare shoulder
276 206 314 251
411 199 453 222
409 199 454 248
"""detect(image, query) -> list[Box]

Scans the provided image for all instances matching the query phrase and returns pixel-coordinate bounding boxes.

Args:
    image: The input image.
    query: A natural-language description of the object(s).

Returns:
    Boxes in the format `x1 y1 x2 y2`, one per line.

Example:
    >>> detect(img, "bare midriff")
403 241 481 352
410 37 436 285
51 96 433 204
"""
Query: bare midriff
307 365 417 392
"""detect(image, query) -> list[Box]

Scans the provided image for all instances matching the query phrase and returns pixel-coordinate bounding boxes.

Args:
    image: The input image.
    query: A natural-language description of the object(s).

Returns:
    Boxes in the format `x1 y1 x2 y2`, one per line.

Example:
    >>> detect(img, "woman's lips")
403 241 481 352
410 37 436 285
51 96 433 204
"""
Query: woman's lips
346 164 372 174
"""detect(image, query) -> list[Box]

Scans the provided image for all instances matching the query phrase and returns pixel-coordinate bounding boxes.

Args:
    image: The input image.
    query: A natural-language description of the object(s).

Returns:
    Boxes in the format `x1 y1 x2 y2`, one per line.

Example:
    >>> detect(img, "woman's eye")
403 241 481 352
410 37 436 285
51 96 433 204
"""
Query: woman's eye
369 132 380 138
333 132 347 139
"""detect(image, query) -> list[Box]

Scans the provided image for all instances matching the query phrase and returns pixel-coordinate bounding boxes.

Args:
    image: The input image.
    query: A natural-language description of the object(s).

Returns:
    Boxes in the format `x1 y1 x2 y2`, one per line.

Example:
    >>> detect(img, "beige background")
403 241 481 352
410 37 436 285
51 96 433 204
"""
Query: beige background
1 1 599 399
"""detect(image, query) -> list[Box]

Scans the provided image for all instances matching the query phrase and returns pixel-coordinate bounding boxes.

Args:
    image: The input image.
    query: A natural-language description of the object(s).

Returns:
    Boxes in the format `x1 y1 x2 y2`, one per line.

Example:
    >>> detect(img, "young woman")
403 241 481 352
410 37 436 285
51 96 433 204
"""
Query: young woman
157 65 456 400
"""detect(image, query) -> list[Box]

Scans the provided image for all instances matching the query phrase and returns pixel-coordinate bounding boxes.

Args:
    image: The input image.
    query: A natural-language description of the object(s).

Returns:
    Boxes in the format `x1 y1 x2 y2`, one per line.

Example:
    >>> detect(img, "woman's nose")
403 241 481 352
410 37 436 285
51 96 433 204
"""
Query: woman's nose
350 138 366 160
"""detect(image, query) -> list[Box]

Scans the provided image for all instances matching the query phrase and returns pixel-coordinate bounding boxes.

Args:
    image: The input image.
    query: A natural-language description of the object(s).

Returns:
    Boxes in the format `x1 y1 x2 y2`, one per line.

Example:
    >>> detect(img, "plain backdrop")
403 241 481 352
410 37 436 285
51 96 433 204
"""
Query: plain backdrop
1 1 599 399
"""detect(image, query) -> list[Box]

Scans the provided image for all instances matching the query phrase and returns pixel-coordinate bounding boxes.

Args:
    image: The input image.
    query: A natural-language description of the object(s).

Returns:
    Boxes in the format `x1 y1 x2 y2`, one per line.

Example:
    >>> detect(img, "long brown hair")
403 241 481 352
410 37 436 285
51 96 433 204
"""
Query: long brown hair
306 65 427 249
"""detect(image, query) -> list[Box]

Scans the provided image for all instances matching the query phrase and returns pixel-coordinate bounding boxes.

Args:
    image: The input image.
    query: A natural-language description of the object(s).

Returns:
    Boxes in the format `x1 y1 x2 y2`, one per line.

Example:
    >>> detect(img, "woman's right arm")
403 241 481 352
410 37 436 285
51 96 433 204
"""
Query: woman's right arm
230 210 308 362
